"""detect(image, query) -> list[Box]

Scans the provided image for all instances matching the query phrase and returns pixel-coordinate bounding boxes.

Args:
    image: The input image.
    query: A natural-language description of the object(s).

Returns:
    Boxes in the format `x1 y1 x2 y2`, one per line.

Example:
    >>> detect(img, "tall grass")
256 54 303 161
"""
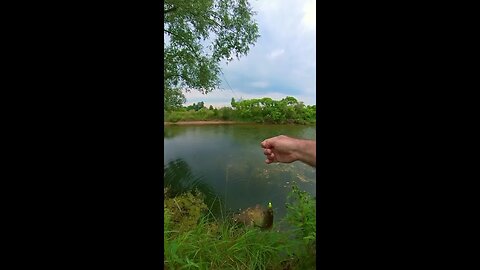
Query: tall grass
164 184 316 269
164 216 293 269
164 107 315 124
165 108 222 122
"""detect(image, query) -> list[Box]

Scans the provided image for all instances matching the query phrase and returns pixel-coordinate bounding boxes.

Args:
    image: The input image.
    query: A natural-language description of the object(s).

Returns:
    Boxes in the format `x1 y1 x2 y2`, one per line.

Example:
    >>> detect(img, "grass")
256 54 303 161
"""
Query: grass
165 218 291 269
164 185 316 270
165 109 231 122
164 108 315 124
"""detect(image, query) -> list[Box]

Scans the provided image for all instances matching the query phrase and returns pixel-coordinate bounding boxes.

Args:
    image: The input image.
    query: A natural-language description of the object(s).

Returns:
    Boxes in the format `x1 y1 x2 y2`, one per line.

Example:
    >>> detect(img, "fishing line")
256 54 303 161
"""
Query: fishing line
220 69 238 100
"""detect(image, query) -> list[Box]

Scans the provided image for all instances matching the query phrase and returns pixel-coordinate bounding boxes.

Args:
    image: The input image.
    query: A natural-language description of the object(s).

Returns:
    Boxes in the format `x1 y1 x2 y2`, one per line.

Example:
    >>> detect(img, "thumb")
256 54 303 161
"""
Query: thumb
261 139 269 148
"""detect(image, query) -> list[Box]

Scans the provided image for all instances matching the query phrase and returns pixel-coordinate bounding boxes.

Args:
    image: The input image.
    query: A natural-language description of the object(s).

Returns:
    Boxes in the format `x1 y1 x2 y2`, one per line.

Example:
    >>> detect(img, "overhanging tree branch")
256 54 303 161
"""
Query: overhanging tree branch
164 29 202 58
164 7 177 14
163 0 259 95
164 73 184 81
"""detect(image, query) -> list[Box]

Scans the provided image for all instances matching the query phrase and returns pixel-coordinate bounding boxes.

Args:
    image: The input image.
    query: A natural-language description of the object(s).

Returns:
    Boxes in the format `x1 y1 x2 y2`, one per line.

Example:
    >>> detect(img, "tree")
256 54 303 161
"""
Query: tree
164 87 187 111
281 96 299 106
185 101 205 111
197 101 205 110
164 0 260 94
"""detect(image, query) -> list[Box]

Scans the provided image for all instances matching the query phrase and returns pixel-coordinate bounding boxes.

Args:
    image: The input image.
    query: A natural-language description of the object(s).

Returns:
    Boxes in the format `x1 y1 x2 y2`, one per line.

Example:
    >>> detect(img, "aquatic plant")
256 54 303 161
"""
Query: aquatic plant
164 207 294 269
164 159 210 196
164 158 222 216
164 183 317 269
164 190 208 233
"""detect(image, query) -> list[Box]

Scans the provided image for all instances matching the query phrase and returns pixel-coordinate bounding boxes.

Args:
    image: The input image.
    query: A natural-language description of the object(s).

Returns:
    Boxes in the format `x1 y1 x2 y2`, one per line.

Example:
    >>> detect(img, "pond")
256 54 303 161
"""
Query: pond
164 123 317 222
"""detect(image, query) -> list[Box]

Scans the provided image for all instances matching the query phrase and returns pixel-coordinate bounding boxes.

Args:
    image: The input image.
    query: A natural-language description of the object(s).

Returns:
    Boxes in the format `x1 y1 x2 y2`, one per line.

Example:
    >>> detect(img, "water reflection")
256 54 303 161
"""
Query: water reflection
164 124 316 221
164 127 189 139
164 158 223 216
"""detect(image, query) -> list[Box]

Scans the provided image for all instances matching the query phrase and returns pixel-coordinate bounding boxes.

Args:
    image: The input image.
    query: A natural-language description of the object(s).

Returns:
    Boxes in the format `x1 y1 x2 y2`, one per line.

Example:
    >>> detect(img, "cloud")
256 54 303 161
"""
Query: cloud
250 81 270 88
184 88 315 108
182 0 316 108
301 0 316 32
267 49 285 59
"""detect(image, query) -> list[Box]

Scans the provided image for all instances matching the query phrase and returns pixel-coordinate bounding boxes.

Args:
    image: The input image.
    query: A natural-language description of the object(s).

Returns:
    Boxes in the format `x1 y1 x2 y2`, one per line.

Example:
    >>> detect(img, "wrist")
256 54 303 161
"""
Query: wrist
295 139 316 166
292 138 307 161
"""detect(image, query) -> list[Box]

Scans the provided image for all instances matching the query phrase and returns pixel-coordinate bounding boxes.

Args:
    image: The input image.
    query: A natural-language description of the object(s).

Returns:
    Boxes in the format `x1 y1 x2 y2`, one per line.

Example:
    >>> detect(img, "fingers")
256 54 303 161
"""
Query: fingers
260 140 268 148
265 154 275 164
262 138 275 164
265 152 275 164
261 138 275 149
264 149 274 159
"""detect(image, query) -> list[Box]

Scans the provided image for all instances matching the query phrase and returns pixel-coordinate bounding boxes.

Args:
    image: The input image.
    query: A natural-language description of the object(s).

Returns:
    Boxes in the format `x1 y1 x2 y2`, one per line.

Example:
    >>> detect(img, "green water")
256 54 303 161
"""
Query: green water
164 124 316 221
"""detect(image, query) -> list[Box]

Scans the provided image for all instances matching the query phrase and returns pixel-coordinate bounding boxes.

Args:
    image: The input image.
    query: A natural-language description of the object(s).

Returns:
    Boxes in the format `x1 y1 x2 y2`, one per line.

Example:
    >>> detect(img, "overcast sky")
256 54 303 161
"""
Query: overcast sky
184 0 316 108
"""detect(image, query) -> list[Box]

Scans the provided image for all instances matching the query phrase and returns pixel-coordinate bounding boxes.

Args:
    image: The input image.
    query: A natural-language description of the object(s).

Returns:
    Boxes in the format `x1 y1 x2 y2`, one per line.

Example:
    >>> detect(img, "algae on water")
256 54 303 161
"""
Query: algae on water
164 189 208 233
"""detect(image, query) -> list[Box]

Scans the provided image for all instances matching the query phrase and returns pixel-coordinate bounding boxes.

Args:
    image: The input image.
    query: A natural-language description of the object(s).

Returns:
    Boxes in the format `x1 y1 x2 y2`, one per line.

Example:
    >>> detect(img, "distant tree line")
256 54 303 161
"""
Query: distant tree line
164 96 316 124
230 97 315 124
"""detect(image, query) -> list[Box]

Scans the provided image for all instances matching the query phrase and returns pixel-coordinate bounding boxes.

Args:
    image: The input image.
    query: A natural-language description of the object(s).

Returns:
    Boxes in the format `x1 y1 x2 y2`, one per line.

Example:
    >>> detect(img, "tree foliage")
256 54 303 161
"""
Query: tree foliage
164 0 260 94
232 96 316 124
186 101 205 111
166 96 316 124
164 87 187 111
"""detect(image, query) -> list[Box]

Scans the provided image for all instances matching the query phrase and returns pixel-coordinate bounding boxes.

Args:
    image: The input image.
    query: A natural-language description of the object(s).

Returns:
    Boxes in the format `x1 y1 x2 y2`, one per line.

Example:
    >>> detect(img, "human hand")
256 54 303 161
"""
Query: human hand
260 135 300 164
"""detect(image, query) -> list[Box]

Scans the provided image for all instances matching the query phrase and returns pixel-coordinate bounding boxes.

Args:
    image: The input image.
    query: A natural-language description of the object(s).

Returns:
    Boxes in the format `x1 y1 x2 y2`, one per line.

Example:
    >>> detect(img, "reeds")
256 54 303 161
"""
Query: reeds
164 184 316 270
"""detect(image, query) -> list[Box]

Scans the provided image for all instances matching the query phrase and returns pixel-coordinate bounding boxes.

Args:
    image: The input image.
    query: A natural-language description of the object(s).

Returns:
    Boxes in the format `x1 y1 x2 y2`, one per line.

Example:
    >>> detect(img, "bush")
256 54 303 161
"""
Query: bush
219 107 233 120
164 184 316 269
284 184 316 268
165 111 183 122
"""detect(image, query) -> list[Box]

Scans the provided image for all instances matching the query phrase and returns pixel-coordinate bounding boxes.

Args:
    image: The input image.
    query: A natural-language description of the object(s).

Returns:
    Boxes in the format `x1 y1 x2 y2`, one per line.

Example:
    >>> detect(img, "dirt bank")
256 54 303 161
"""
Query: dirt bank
164 120 239 125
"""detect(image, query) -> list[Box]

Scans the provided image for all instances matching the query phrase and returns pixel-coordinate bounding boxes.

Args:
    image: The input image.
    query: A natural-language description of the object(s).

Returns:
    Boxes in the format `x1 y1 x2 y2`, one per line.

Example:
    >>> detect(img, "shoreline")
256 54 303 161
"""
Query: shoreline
164 120 240 125
164 120 316 126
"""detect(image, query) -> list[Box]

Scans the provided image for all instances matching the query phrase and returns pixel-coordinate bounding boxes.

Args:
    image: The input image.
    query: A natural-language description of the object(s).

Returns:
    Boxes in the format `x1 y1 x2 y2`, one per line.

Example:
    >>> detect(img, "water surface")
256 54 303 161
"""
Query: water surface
164 124 316 221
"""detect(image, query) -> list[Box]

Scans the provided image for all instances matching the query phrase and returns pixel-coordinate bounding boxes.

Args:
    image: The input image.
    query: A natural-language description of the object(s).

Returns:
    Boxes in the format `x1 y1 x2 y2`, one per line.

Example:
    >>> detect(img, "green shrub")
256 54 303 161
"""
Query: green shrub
284 184 316 268
165 111 183 122
167 96 316 124
219 107 232 120
164 184 316 269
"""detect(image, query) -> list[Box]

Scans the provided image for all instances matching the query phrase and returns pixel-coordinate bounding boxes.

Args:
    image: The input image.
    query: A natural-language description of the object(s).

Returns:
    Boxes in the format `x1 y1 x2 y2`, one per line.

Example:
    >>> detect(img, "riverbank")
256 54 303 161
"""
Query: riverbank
164 120 315 125
164 120 241 125
164 185 316 269
164 103 316 125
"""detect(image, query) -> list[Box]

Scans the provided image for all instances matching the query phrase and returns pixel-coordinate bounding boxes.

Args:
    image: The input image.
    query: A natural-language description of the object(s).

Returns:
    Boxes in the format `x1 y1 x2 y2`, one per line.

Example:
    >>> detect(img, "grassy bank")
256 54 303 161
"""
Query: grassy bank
164 108 315 125
164 185 316 269
164 108 242 123
164 120 239 125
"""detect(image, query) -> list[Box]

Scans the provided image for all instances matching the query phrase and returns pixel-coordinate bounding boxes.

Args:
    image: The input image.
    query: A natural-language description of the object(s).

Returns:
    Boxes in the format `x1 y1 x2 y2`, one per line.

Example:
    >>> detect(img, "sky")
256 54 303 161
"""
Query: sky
184 0 316 108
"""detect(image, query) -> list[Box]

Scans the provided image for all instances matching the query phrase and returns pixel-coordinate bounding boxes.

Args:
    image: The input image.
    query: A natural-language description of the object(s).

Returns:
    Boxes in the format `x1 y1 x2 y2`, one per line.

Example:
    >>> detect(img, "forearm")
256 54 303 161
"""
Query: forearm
294 139 316 167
